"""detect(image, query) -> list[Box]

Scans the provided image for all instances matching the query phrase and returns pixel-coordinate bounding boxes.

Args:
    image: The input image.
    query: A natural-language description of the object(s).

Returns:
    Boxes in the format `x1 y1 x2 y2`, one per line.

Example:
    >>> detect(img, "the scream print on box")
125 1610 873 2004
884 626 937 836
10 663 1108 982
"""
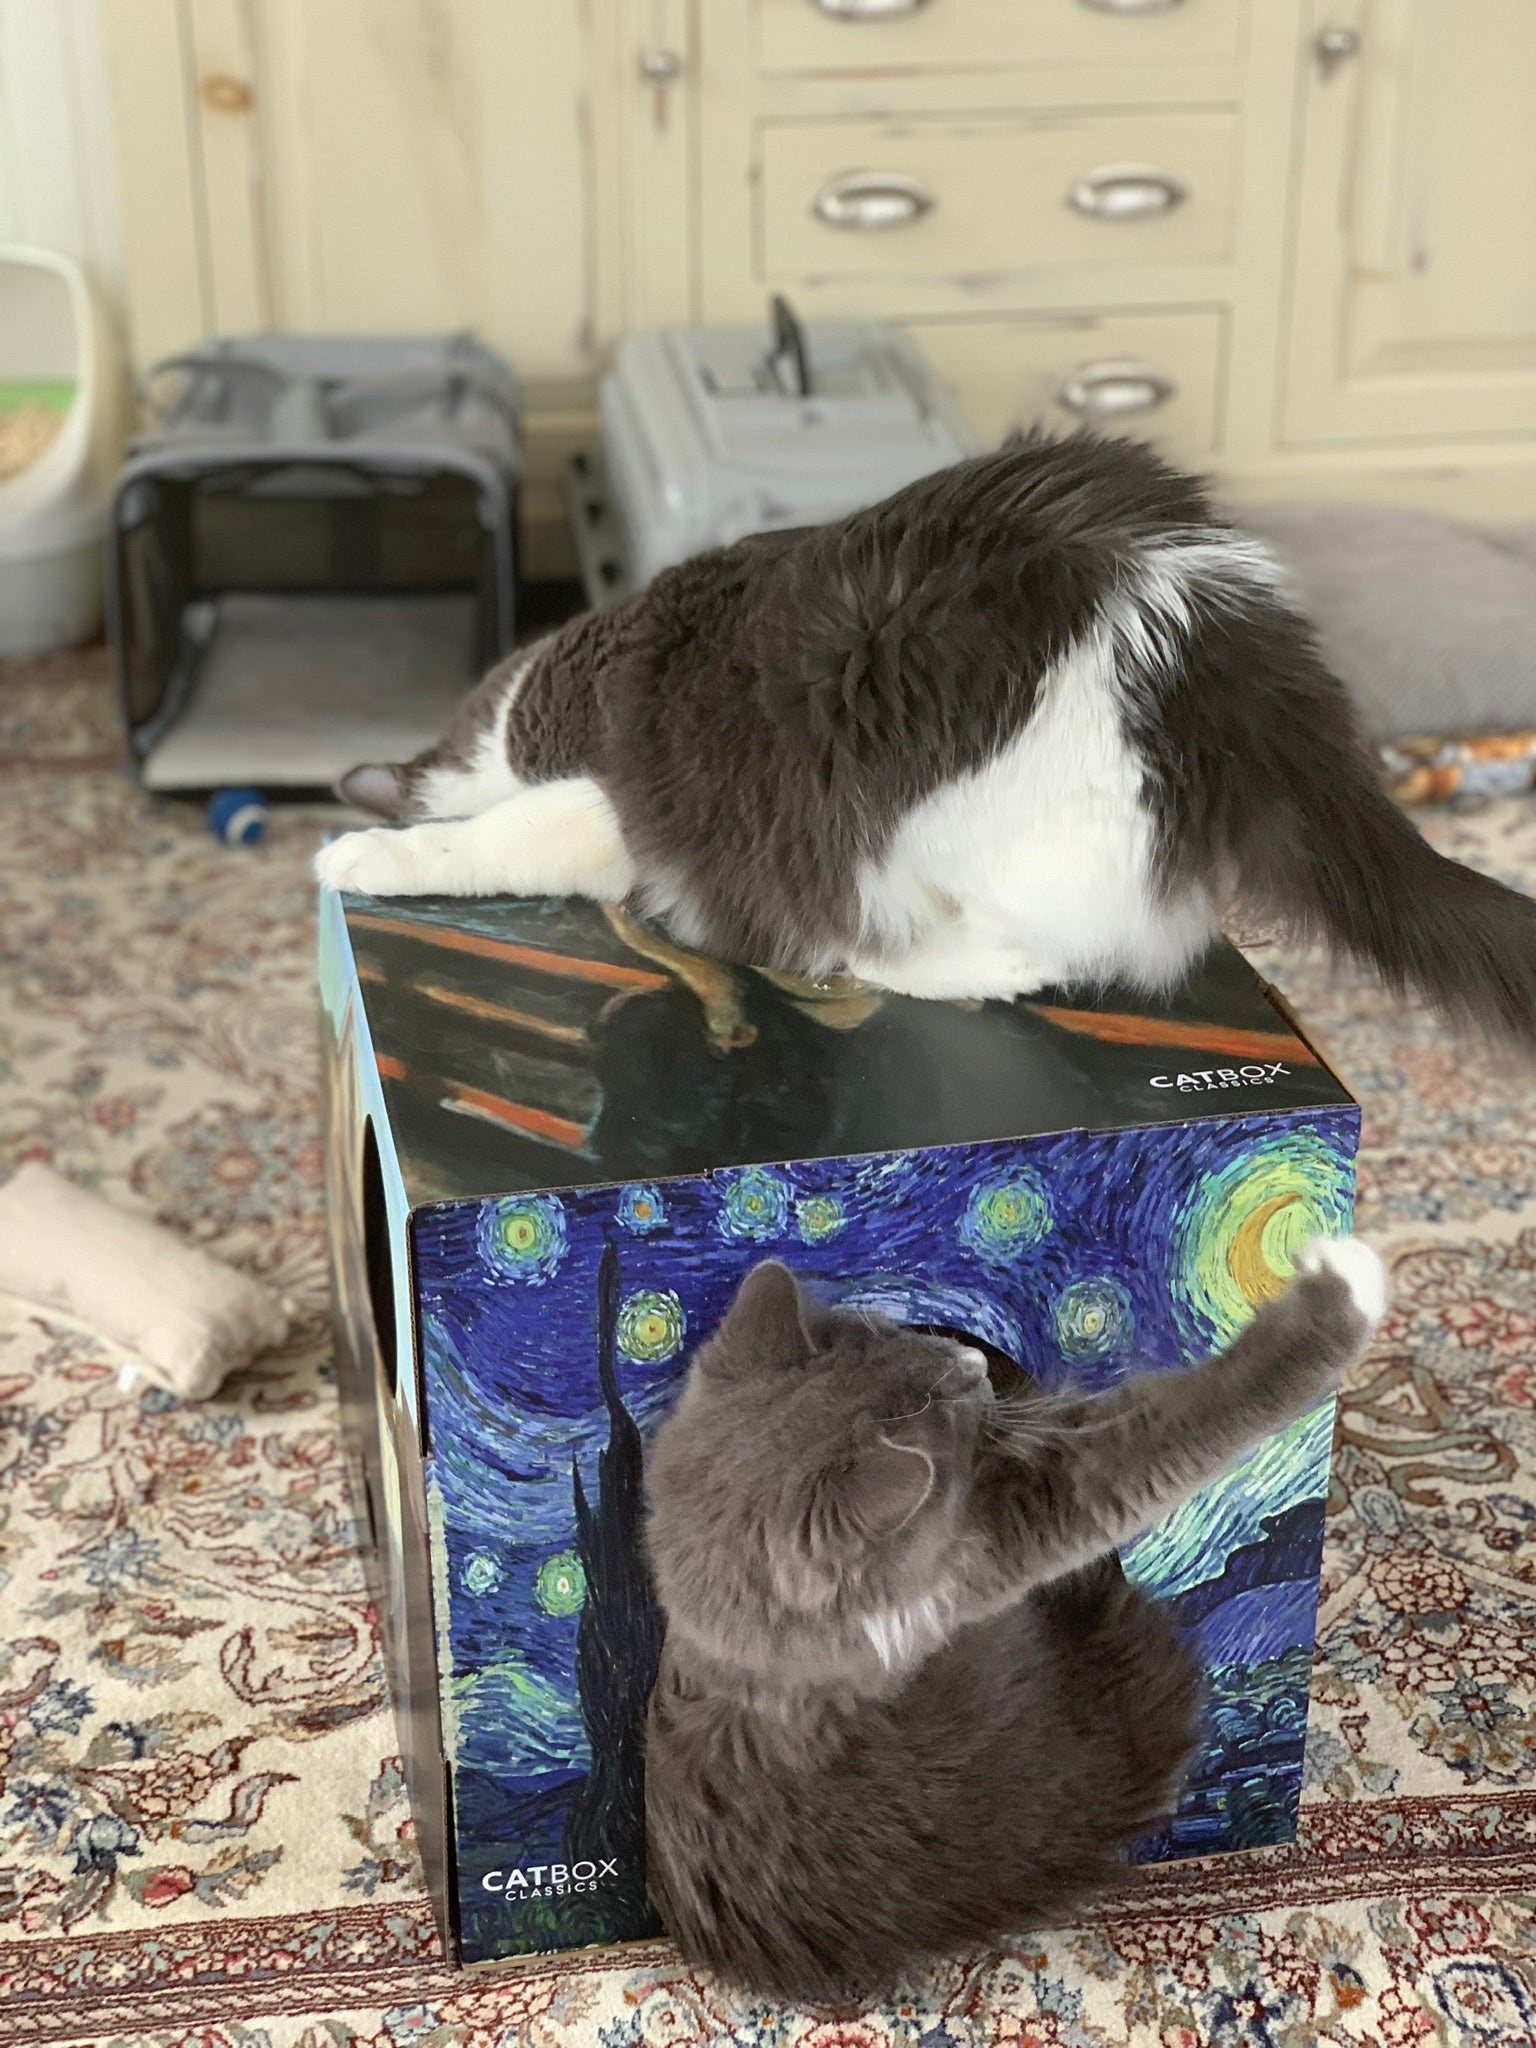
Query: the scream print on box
318 887 1359 1967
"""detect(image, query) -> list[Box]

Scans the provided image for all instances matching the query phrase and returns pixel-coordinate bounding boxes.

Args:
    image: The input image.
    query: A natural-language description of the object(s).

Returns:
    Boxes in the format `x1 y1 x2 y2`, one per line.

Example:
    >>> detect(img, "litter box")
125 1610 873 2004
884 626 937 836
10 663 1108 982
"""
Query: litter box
108 334 522 792
568 297 975 604
0 246 124 656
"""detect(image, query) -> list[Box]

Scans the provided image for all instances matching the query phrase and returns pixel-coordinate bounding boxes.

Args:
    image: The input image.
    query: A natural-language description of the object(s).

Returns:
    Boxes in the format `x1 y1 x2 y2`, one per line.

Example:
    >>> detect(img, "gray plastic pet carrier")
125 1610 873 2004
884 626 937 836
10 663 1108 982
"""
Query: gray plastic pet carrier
109 333 521 792
569 297 974 605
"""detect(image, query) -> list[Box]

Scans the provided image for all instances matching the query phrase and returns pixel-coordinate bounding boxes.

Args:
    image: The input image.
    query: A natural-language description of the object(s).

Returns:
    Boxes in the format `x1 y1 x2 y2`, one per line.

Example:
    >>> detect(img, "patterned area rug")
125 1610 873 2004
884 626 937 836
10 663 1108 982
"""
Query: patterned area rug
3 648 1536 2048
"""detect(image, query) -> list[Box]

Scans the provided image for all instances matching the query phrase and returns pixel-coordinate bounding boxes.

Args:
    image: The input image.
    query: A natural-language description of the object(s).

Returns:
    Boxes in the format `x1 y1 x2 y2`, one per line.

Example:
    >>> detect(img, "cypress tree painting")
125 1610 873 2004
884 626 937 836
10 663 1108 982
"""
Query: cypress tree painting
564 1238 665 1940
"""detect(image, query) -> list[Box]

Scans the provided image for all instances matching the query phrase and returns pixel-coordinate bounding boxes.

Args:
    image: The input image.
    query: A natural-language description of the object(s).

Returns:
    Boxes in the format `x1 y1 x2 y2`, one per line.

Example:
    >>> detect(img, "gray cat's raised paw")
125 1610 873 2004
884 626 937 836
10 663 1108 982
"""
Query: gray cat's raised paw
1297 1235 1388 1328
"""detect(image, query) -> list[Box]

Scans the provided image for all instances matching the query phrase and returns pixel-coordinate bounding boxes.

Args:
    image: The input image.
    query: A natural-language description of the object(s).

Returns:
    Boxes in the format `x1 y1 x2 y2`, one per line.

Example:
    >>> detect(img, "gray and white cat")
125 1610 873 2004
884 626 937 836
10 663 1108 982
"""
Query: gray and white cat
642 1235 1387 2002
317 434 1536 1035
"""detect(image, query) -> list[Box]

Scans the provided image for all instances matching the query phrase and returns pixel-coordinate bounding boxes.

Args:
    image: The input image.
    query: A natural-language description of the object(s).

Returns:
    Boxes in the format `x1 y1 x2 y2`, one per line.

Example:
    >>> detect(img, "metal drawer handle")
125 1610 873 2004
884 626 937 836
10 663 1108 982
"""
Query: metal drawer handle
810 0 929 17
1067 165 1188 221
814 170 935 231
1077 0 1185 13
1058 360 1176 419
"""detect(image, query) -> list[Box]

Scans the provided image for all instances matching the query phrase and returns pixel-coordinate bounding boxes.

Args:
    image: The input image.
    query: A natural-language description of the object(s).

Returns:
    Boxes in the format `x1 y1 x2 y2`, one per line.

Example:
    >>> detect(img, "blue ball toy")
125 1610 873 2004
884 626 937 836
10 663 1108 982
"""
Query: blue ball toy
208 787 269 846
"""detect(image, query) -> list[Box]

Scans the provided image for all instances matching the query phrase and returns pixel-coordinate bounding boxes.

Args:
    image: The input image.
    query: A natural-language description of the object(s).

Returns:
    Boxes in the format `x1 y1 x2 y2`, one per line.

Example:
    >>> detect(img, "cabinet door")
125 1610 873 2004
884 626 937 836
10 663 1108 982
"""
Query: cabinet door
1285 0 1536 444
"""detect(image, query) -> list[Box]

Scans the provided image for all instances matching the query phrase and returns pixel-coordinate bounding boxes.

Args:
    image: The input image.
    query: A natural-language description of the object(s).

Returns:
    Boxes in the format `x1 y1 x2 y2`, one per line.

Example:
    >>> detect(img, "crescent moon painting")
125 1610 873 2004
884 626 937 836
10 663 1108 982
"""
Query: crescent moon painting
1172 1127 1357 1350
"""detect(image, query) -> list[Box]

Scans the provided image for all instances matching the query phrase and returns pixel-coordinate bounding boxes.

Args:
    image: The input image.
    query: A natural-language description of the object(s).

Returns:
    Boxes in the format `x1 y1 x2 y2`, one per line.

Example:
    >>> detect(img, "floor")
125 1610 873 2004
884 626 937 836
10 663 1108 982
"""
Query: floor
3 644 1536 2046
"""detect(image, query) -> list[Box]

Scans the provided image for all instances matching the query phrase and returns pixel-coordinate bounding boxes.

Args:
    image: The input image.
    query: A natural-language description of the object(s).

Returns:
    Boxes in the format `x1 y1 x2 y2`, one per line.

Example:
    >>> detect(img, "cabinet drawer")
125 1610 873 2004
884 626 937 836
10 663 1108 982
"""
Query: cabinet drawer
910 308 1225 464
755 0 1246 76
759 113 1240 295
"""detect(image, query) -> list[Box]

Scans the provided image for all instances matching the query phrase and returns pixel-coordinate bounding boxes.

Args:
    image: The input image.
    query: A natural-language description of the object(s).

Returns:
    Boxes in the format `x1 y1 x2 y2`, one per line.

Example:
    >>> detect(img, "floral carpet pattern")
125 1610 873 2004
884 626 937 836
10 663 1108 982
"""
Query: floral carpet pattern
3 647 1536 2047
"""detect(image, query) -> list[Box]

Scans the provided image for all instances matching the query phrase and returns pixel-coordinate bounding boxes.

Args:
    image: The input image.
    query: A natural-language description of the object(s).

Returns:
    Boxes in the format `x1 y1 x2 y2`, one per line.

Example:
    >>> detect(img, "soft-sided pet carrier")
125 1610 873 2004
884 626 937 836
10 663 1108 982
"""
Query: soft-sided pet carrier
109 333 521 792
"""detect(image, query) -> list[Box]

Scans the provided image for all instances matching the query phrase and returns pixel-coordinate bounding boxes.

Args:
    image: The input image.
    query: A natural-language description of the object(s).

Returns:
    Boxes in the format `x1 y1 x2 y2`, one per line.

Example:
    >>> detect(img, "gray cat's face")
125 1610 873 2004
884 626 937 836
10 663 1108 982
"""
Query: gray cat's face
646 1261 994 1684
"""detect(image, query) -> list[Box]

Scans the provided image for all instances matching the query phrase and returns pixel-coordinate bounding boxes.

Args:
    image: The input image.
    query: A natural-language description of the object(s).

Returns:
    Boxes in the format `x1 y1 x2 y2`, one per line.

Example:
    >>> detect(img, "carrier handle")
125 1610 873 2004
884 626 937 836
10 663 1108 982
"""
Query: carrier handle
768 295 813 398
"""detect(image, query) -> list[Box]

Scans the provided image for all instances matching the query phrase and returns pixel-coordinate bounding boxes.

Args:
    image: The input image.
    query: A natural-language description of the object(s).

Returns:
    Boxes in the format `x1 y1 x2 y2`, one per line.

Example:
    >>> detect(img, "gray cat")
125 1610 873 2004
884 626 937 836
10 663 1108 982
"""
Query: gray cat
316 433 1536 1041
642 1235 1386 2002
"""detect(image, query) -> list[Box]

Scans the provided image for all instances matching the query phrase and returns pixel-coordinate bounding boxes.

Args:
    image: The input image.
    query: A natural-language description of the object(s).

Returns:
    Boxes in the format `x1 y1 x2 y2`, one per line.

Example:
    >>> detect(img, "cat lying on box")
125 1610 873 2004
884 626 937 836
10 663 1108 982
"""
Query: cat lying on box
317 432 1536 1043
641 1238 1386 2003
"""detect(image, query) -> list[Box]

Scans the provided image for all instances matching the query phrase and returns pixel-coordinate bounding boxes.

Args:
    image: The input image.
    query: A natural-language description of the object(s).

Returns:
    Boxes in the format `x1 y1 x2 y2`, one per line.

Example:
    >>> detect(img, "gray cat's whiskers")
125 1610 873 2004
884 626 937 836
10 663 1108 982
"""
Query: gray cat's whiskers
881 1392 937 1425
983 1400 1130 1447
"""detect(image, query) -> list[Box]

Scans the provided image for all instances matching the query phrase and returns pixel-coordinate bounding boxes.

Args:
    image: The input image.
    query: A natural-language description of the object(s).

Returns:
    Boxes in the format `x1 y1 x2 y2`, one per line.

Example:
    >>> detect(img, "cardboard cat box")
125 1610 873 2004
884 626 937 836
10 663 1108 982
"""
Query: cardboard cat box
318 885 1358 1969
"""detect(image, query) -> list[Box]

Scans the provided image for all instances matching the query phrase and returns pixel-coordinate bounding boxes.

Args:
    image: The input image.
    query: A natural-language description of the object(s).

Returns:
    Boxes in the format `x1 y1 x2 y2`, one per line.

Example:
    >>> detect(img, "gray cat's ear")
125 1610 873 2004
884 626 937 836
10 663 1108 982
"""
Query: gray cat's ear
838 1435 935 1543
335 762 410 818
714 1260 819 1370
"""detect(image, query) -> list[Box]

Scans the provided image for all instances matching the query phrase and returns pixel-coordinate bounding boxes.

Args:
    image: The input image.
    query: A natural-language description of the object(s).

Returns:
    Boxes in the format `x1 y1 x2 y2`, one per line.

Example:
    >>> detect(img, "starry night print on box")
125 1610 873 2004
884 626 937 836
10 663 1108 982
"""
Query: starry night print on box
317 887 1358 1966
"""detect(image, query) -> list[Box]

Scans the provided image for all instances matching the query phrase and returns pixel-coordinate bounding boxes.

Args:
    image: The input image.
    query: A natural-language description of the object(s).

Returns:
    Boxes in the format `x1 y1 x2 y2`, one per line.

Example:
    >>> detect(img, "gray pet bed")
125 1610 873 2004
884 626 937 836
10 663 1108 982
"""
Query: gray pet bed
1237 503 1536 742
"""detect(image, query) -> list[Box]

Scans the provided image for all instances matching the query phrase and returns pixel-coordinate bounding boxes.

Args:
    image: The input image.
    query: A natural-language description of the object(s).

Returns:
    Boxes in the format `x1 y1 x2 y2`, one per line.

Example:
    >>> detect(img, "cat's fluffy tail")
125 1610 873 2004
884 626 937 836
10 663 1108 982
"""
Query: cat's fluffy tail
1219 645 1536 1050
1282 770 1536 1046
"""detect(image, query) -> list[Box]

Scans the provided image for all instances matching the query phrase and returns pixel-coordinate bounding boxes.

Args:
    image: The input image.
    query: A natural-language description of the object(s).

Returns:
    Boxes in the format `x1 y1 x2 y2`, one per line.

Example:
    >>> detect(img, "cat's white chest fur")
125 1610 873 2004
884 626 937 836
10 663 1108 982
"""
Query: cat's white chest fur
848 620 1215 1002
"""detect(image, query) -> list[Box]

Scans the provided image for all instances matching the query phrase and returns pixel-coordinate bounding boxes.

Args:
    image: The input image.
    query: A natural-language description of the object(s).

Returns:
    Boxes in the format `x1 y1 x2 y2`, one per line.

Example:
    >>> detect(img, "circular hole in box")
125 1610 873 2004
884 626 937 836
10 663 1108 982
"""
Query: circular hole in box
361 1116 399 1400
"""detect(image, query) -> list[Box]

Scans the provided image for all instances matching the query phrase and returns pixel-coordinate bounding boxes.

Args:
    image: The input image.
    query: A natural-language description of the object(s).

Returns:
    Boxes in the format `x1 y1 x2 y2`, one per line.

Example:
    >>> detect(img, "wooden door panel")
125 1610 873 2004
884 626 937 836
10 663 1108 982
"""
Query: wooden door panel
1284 0 1536 443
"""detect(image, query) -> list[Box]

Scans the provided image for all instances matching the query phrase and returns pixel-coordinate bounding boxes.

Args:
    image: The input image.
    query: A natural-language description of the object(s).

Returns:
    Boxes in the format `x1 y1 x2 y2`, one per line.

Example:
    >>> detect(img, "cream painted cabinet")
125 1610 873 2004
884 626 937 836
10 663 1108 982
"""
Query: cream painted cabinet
692 0 1284 482
1284 0 1536 446
97 0 1536 571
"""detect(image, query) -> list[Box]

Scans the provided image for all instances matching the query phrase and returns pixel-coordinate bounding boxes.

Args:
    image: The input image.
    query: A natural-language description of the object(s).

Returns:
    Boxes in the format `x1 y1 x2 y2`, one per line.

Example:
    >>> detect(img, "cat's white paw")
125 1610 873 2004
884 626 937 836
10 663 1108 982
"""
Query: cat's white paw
962 955 1052 1003
314 827 423 897
1297 1235 1388 1329
852 945 1050 1003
